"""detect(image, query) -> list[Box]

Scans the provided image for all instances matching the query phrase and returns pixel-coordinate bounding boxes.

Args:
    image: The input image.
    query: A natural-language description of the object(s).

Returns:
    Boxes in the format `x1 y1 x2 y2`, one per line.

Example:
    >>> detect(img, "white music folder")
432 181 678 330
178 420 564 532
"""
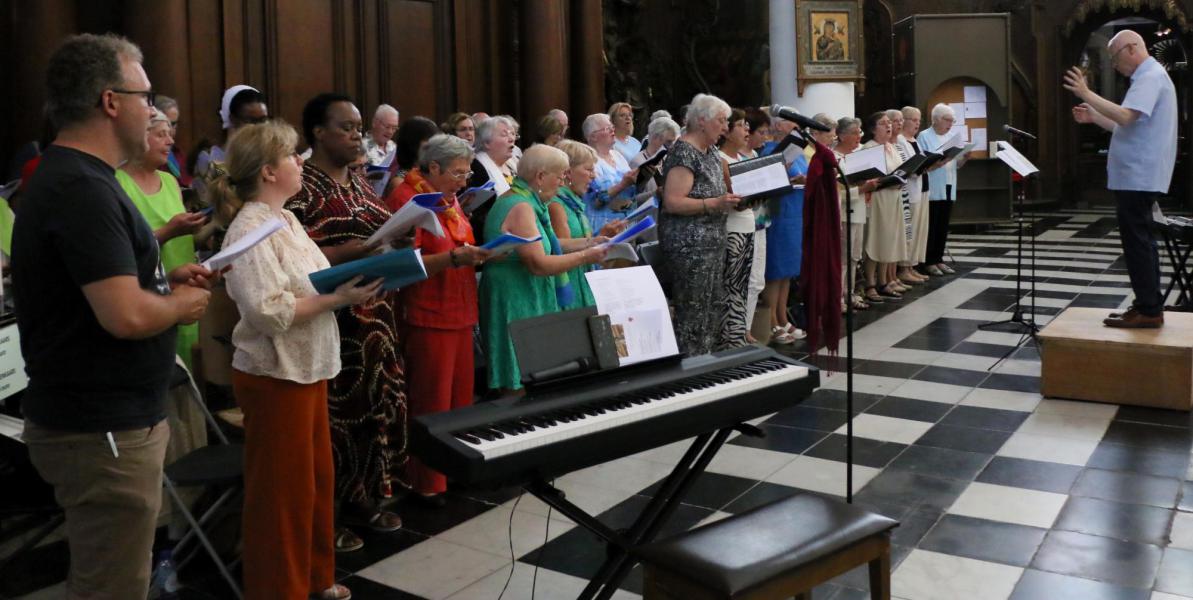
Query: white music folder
994 141 1039 177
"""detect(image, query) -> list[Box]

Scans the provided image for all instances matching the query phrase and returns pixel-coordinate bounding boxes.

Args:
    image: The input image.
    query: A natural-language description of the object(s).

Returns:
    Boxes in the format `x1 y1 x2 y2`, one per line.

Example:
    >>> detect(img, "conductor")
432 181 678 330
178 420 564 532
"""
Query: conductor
1064 30 1177 329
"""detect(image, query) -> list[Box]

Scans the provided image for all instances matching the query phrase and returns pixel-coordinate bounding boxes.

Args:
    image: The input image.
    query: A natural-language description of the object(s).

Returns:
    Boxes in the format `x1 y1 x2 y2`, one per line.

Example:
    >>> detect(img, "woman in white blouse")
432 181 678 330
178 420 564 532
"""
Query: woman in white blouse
211 121 378 600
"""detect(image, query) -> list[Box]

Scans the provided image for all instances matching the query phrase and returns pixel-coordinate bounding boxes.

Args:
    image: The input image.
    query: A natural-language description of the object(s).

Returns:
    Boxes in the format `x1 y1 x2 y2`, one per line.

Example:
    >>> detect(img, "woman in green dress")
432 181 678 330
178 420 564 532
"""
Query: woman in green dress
547 139 627 310
116 112 210 368
480 144 609 393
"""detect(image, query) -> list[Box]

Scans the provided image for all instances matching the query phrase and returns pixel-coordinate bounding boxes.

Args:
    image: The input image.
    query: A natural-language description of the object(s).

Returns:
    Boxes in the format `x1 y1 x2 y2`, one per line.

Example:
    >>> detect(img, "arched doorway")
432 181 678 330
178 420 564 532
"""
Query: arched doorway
1062 3 1190 206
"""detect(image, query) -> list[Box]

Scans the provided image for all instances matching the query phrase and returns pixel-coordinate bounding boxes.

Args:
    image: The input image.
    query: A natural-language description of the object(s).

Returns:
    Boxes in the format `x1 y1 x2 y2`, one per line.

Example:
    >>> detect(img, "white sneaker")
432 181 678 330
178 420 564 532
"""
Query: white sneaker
789 327 808 340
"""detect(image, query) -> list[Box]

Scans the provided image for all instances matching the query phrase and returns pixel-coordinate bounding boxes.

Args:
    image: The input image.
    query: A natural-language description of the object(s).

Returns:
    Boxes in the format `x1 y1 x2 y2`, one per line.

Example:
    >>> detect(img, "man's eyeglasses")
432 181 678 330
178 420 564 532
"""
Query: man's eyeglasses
1110 42 1136 65
99 89 156 108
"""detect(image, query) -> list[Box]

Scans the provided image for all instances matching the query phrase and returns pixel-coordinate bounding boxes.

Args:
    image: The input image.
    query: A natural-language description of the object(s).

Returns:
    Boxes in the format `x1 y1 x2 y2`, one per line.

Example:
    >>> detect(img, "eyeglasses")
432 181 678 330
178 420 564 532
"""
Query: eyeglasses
1110 42 1136 65
448 169 473 181
99 88 156 107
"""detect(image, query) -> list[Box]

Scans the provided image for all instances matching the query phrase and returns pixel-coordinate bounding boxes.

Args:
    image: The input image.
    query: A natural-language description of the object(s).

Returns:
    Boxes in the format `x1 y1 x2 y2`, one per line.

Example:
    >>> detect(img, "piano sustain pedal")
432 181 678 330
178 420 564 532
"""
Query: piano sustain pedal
734 423 766 438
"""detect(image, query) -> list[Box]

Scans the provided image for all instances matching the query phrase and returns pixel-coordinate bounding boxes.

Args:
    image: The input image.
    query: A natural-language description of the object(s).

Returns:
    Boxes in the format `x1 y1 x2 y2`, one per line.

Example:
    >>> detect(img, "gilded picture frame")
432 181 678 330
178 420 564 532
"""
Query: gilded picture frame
796 0 866 94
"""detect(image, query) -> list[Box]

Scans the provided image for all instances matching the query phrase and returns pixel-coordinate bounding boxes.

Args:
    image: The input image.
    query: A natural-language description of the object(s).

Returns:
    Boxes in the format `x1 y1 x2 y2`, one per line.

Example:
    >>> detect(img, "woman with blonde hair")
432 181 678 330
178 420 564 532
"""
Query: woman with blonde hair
214 120 378 600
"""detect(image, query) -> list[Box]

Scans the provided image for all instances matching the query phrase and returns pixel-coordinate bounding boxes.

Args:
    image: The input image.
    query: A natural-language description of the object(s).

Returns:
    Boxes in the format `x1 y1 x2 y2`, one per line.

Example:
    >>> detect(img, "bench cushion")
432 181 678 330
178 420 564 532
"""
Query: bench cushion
637 493 898 595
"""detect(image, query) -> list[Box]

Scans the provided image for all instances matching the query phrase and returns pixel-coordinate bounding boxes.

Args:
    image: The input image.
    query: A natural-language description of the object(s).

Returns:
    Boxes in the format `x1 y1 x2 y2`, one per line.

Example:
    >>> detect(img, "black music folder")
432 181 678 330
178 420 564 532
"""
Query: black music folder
874 153 930 190
728 154 790 199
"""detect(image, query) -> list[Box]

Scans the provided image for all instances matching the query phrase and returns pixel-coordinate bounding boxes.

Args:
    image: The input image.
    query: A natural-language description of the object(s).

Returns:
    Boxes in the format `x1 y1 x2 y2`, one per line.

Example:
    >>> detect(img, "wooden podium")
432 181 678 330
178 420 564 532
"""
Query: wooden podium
1039 308 1193 411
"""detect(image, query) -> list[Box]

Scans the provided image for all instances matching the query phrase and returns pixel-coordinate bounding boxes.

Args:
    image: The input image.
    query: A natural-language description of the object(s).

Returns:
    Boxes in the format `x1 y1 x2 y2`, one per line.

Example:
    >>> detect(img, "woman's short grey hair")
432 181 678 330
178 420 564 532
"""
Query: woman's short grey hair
374 103 399 120
154 95 179 114
649 109 673 122
46 33 144 129
474 115 514 152
901 106 921 120
418 133 474 172
647 117 680 140
930 103 956 124
836 117 861 135
685 93 731 130
812 113 836 131
885 109 903 122
581 113 611 141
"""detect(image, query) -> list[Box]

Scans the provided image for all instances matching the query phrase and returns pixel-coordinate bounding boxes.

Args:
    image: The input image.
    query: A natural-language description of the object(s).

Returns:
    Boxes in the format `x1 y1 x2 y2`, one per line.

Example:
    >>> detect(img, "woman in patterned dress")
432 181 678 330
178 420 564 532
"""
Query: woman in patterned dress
658 93 742 356
286 93 406 552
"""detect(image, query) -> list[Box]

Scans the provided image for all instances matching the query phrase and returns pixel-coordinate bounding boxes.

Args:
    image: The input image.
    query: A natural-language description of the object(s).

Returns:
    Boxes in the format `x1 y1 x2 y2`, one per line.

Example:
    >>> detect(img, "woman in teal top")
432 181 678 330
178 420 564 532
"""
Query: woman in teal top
480 145 609 393
547 140 628 310
117 113 210 369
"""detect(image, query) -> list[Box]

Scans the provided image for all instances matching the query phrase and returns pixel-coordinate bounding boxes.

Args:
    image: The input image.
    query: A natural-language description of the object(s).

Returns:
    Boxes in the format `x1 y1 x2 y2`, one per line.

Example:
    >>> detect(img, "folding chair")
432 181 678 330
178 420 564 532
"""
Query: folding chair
162 364 244 599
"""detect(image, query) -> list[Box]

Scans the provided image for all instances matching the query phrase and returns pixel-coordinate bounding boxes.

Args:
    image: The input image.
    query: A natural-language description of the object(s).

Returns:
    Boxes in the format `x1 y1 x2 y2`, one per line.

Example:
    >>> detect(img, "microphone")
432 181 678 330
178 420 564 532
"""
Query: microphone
770 105 832 132
1002 124 1038 140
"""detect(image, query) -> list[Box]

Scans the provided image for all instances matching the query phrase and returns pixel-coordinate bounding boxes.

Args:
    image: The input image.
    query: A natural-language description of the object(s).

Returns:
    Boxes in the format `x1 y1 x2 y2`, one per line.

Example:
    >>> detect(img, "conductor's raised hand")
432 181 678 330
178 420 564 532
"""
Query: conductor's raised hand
1072 103 1096 124
1062 66 1090 98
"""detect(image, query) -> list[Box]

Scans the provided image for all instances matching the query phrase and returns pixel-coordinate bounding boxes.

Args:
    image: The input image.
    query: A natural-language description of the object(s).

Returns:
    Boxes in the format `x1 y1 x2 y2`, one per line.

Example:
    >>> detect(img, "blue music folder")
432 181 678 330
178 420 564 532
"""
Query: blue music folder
309 248 428 294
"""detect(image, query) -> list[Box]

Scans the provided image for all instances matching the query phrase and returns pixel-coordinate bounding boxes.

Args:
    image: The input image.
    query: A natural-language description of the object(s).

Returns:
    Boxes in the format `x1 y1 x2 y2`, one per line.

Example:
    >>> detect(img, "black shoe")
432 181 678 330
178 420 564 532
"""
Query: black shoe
411 493 447 509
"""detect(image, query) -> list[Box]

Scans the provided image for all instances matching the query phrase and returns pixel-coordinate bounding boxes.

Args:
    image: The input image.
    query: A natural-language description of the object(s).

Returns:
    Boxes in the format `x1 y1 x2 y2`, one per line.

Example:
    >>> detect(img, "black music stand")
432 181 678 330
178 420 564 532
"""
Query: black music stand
978 140 1041 341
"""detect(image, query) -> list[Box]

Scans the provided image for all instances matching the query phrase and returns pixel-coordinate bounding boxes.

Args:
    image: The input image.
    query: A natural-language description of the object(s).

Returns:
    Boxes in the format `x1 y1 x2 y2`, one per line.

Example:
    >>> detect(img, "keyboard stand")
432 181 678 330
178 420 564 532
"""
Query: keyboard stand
526 425 740 600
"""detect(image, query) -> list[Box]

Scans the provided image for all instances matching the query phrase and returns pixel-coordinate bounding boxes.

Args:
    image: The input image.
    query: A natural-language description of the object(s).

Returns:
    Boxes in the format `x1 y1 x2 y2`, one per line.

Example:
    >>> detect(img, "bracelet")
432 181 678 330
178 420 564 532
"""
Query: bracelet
449 248 460 267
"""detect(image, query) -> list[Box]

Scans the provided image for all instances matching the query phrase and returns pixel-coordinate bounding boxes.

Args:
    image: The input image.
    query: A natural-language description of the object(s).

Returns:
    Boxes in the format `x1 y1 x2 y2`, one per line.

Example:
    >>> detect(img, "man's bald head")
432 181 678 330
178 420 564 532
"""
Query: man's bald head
1107 30 1149 75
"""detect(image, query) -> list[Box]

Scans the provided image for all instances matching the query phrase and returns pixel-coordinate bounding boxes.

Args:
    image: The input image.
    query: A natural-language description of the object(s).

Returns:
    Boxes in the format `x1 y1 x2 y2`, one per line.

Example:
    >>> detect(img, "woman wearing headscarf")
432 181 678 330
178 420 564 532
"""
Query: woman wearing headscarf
193 85 268 200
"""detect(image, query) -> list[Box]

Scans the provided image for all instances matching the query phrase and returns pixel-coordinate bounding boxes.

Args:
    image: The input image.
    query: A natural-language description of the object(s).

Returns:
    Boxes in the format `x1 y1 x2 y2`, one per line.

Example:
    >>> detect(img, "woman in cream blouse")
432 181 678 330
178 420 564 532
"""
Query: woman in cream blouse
212 121 378 600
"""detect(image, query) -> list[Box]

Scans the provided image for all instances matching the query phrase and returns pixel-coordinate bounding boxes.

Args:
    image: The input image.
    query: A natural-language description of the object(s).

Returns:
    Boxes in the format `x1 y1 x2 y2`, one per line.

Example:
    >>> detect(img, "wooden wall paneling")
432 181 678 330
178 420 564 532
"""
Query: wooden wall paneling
185 0 226 156
269 0 338 131
433 0 457 120
519 0 569 125
123 1 193 153
452 0 488 114
357 0 381 116
379 0 441 121
6 0 76 172
570 0 604 119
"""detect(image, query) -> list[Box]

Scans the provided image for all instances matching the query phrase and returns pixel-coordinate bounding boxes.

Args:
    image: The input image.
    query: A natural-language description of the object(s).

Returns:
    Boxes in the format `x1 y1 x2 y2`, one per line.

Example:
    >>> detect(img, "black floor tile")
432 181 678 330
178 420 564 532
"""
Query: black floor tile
940 405 1031 432
865 396 952 423
951 341 1024 359
912 365 990 387
915 423 1014 454
979 373 1041 393
727 424 828 454
893 334 961 352
1009 569 1150 600
1087 441 1192 479
721 481 818 514
1115 406 1193 429
1071 468 1183 508
829 544 912 591
1030 530 1162 589
1156 547 1193 597
334 528 429 574
393 495 498 537
1181 481 1193 513
890 505 943 548
976 456 1083 495
918 514 1047 567
1102 421 1193 453
853 359 925 379
335 576 428 599
802 433 908 469
853 470 969 511
1053 496 1174 546
802 389 883 414
886 444 991 481
641 472 757 512
765 405 850 432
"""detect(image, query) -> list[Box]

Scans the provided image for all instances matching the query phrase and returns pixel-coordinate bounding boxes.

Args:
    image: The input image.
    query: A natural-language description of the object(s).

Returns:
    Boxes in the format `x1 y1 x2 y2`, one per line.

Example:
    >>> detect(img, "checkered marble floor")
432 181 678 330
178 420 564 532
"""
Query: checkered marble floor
16 208 1193 600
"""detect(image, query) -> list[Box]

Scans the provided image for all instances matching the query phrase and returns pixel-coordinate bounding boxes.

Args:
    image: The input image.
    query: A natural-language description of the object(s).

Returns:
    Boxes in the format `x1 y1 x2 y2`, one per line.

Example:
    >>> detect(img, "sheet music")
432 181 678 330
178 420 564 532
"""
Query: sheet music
729 161 789 197
839 144 887 176
585 266 678 366
964 86 987 103
366 198 445 246
993 141 1039 176
202 217 285 271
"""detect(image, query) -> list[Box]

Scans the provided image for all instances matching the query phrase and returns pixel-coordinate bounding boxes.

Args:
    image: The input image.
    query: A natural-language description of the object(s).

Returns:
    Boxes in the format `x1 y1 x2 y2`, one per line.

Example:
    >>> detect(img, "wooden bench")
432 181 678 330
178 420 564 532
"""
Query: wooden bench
637 493 898 600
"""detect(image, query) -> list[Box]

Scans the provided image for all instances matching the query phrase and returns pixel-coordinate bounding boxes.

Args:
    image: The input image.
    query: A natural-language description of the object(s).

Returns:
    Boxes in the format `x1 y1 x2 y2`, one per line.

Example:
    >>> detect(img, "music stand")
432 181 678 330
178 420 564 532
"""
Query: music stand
978 141 1041 339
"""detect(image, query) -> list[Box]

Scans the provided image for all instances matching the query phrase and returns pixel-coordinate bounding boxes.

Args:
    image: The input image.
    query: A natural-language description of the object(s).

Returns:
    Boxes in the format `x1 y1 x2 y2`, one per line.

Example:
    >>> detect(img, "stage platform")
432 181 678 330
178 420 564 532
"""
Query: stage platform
1039 307 1193 411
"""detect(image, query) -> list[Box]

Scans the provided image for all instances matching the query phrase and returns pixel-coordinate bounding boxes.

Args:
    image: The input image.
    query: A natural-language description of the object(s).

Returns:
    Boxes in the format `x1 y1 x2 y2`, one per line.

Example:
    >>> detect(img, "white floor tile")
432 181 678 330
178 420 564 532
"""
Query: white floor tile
997 431 1100 466
357 538 510 600
1170 512 1193 551
446 563 641 600
990 359 1041 377
892 549 1023 600
949 482 1068 528
932 352 1004 372
437 501 574 559
1153 592 1193 600
1016 412 1112 441
834 413 935 444
875 348 945 366
511 479 634 520
558 456 675 494
1034 398 1120 420
890 379 974 405
765 455 879 496
961 388 1042 412
703 443 798 481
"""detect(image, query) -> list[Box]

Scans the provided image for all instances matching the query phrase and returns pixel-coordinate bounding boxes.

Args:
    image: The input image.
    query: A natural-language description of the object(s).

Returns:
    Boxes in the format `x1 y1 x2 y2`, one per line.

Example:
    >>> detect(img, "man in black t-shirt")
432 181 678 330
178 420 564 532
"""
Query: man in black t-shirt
11 34 216 599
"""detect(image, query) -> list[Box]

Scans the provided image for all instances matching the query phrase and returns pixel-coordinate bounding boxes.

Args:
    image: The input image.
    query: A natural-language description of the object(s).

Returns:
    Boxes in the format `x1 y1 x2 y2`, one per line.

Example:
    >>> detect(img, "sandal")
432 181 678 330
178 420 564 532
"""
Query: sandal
334 527 363 553
851 295 870 311
864 286 885 303
770 326 795 345
347 510 402 532
879 283 903 299
312 583 352 600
